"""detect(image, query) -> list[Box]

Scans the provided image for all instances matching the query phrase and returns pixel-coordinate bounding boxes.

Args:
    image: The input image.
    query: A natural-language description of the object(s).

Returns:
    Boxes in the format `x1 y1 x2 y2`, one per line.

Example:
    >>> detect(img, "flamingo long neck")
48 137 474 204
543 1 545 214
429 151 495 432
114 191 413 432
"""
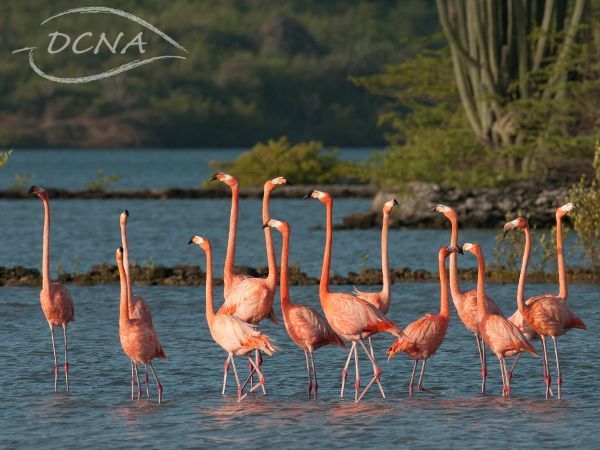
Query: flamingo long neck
439 253 450 317
224 184 239 287
262 185 278 287
448 214 463 300
279 226 292 318
117 257 130 324
319 199 333 298
475 248 488 322
517 226 531 313
120 222 133 305
380 211 390 300
556 213 568 300
41 198 51 291
204 245 215 326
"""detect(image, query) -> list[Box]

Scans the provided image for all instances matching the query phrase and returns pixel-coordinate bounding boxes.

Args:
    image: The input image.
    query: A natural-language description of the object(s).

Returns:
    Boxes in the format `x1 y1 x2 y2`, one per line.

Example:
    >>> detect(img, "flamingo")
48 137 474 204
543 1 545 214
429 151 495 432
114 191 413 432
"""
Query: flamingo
116 247 166 403
305 189 405 403
188 236 277 402
29 185 75 391
120 210 153 397
387 246 460 394
432 204 503 394
503 213 586 399
210 173 288 389
461 243 537 397
352 198 398 360
263 218 345 400
506 203 575 379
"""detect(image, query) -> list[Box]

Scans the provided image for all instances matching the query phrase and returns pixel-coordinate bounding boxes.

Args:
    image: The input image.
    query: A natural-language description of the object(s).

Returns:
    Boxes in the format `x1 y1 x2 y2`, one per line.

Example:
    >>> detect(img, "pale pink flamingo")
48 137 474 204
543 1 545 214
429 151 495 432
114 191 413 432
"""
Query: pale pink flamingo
264 218 345 400
210 173 287 389
506 203 575 379
29 185 75 391
387 246 459 394
116 247 166 403
352 198 398 359
188 236 276 402
432 204 503 393
461 243 537 397
503 212 586 399
305 189 406 403
120 209 153 397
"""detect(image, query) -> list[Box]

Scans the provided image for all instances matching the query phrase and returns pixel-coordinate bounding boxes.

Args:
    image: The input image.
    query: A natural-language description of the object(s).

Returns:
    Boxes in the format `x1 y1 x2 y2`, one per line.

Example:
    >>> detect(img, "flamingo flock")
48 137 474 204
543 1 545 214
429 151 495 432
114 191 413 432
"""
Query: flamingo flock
27 176 587 403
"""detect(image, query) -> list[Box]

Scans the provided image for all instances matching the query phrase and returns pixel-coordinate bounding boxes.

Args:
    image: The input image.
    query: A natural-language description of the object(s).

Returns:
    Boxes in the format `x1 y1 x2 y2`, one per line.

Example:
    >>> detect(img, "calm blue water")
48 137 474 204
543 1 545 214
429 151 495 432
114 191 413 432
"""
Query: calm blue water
1 283 597 449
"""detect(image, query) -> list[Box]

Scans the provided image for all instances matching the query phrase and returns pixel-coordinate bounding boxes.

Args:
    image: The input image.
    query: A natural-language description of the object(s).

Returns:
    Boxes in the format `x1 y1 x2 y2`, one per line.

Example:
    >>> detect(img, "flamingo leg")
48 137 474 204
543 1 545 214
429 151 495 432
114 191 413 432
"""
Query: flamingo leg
541 336 551 399
134 364 141 400
49 325 58 392
508 353 521 380
356 339 384 402
144 364 150 398
480 335 488 395
353 342 361 402
257 350 266 395
149 362 163 404
304 351 312 400
239 356 266 402
230 355 242 400
340 343 354 398
310 350 318 400
368 337 385 398
474 332 485 394
222 355 231 395
552 336 562 400
498 356 507 397
130 360 135 399
409 360 418 395
417 359 427 391
62 324 69 392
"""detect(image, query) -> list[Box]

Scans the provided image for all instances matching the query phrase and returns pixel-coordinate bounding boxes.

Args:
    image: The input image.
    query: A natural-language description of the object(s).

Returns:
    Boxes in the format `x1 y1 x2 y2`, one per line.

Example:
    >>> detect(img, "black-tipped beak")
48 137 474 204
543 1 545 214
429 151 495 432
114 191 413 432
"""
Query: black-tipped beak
118 246 123 253
428 207 436 212
262 222 269 229
209 174 218 182
28 185 37 195
458 247 464 255
503 230 508 239
188 238 194 245
303 190 314 199
393 199 399 208
124 209 129 217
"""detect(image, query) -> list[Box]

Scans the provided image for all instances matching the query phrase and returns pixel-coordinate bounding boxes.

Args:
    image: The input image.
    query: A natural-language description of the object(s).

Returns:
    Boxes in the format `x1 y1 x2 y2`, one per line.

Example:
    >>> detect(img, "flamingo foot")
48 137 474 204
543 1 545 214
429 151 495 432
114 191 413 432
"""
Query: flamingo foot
418 382 425 392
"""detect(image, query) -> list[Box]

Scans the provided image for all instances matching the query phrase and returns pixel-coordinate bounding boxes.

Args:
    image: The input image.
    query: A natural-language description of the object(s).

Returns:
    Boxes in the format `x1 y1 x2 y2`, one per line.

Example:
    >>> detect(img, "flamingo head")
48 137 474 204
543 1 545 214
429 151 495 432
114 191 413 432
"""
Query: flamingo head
119 209 129 225
267 176 292 188
188 235 211 251
262 218 289 233
441 245 463 257
429 204 455 219
503 217 528 237
461 242 479 256
383 198 399 214
209 172 238 187
303 189 330 203
28 185 49 200
557 202 576 218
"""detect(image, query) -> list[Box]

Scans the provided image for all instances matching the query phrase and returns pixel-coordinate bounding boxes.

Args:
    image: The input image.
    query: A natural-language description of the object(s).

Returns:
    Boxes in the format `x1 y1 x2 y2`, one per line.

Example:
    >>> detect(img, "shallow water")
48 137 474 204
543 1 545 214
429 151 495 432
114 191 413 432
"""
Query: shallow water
1 283 596 449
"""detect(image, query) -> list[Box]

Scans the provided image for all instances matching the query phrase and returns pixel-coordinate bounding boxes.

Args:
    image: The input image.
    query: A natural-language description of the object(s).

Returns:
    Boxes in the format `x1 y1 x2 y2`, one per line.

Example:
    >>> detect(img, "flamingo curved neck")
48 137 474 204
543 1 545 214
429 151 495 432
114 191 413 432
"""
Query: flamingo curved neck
41 198 51 291
279 227 292 317
517 226 531 312
380 211 390 300
262 185 278 287
204 247 215 326
475 249 488 321
120 222 133 306
438 253 450 317
320 200 333 298
556 214 568 300
117 258 130 323
448 215 463 300
224 184 239 287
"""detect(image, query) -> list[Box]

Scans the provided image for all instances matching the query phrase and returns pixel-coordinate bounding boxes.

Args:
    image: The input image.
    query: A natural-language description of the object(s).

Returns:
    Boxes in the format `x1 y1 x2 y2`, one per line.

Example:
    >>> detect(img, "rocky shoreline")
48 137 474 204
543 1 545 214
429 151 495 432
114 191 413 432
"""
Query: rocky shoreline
1 264 596 287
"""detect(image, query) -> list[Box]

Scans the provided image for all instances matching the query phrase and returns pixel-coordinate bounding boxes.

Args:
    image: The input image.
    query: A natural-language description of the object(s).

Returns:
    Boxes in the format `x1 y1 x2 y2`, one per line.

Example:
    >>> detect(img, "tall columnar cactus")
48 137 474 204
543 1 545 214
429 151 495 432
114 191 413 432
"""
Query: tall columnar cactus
436 0 591 148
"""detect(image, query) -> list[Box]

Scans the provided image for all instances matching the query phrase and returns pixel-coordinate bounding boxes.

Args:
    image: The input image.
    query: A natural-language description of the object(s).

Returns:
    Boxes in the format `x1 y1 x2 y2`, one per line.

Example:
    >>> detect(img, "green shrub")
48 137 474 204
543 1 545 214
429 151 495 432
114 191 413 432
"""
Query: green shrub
0 149 12 168
86 170 121 191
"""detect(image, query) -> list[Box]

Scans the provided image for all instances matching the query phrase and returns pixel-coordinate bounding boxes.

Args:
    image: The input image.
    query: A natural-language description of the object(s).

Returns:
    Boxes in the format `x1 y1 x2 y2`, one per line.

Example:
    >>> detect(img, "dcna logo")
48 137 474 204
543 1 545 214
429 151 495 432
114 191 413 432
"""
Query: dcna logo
12 6 187 84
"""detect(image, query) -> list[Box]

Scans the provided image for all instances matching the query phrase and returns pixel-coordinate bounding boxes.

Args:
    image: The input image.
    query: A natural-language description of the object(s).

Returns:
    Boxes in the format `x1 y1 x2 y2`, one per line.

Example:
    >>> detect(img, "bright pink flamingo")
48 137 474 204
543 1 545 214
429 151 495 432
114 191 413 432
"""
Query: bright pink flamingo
210 173 287 388
188 236 277 402
387 246 459 394
352 198 398 357
462 243 537 397
432 204 503 393
503 212 586 399
305 189 405 403
120 210 153 397
116 247 166 403
29 185 75 391
264 218 345 400
506 203 575 379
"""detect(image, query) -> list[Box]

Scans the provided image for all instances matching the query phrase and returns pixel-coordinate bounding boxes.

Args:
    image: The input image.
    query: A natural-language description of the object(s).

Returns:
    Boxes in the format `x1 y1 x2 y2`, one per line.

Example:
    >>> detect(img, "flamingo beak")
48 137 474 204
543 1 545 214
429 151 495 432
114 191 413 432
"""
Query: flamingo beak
124 209 129 217
303 190 314 199
187 238 194 245
393 199 399 207
262 222 269 229
209 174 218 182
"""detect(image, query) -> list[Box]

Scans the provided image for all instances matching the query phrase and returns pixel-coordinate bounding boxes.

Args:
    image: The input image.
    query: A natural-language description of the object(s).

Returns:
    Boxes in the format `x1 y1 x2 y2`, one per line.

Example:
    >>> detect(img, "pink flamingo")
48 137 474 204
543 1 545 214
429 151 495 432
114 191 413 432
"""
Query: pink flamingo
29 185 75 391
461 243 537 397
210 173 287 389
188 236 276 402
116 247 166 403
432 204 503 393
264 218 345 400
120 210 153 397
387 246 460 394
352 198 398 358
305 189 405 403
503 213 586 399
506 203 575 379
